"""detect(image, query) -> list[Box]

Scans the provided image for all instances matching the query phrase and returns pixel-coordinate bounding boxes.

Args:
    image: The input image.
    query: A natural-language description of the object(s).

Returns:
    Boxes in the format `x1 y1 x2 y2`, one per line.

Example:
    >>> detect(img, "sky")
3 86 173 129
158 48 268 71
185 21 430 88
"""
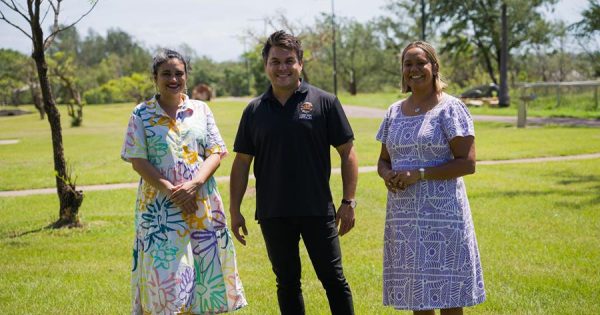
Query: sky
0 0 591 62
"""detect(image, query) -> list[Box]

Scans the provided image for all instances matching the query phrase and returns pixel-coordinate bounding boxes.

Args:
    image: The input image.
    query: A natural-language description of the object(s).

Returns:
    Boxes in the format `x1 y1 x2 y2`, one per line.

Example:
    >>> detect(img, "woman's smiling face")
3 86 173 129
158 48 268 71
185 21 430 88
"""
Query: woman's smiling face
154 58 187 97
402 47 435 92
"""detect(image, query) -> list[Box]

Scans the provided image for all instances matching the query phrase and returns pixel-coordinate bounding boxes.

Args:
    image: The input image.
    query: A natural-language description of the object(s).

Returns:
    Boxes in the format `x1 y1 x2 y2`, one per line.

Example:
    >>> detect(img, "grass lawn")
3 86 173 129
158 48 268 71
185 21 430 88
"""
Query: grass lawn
1 159 599 314
1 102 600 191
338 91 600 119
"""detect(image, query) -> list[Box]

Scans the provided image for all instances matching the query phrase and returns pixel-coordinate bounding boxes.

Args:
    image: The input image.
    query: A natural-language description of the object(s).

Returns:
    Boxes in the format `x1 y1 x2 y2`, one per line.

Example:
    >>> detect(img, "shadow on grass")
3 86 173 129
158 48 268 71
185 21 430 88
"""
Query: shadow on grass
5 219 82 239
6 225 49 239
555 173 600 207
471 173 600 210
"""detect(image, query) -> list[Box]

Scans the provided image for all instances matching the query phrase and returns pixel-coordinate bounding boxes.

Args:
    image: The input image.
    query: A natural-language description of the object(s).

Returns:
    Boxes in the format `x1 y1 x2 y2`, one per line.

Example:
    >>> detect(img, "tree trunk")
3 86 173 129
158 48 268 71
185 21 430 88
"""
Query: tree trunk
29 83 45 120
349 69 357 95
476 39 498 85
498 2 510 107
30 4 83 228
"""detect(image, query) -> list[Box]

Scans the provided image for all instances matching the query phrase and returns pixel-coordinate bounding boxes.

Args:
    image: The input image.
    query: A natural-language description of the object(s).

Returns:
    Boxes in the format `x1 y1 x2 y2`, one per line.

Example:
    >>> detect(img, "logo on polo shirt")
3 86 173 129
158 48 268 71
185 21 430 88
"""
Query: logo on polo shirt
299 101 313 120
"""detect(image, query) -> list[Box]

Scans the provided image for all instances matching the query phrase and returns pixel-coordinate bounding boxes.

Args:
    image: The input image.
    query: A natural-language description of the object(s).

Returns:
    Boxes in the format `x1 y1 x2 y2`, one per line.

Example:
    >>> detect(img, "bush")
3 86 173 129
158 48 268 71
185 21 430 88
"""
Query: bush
84 72 153 104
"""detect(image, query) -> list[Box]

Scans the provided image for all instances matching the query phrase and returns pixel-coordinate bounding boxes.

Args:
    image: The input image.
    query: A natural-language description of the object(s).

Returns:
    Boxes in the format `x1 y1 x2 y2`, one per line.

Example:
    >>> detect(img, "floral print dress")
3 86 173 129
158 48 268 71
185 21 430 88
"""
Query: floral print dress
121 95 247 314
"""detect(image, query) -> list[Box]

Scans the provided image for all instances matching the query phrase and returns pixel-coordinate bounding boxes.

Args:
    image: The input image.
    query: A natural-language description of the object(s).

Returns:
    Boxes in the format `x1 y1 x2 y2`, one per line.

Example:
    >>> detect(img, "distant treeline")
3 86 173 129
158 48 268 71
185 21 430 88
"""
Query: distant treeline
1 0 598 106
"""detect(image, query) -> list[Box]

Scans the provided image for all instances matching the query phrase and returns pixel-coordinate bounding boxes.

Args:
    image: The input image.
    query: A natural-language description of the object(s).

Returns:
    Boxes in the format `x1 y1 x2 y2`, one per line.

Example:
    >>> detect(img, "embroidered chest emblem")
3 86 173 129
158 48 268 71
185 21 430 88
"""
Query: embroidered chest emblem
299 101 314 120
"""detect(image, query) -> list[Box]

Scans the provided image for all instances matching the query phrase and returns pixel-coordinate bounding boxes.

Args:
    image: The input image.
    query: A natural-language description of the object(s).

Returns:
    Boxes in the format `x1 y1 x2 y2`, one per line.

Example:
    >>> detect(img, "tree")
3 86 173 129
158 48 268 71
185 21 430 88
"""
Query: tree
0 48 29 106
244 43 269 94
0 0 98 228
27 59 44 119
427 0 557 85
83 72 153 104
189 56 224 94
499 2 509 107
47 24 80 55
570 0 600 35
48 51 85 126
220 62 251 97
569 0 600 76
336 19 387 94
375 1 429 53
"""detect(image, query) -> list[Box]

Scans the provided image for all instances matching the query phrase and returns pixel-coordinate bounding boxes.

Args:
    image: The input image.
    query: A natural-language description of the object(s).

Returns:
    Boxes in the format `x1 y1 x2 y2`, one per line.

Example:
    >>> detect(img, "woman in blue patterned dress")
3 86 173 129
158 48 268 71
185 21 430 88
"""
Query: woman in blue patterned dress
121 49 247 314
376 41 485 315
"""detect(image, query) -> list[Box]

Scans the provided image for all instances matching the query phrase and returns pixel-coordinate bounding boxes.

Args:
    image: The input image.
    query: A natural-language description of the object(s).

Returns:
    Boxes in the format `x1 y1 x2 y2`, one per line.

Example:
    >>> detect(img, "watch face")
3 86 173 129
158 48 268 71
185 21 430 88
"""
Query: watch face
342 199 356 208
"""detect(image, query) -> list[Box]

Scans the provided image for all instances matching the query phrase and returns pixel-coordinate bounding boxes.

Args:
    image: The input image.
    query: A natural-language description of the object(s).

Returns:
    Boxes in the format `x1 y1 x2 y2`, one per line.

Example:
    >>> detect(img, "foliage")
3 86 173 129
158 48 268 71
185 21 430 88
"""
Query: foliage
83 72 153 104
221 61 251 96
569 0 600 76
78 28 151 75
427 0 558 85
0 0 100 228
0 49 31 105
312 14 403 94
244 43 270 95
48 27 152 97
48 51 86 126
2 1 598 102
570 0 600 36
188 56 222 94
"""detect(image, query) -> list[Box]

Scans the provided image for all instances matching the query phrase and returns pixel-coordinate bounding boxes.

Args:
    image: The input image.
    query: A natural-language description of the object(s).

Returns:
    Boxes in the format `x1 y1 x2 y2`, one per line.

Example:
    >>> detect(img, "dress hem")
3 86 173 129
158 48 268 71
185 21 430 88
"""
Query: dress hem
383 295 486 311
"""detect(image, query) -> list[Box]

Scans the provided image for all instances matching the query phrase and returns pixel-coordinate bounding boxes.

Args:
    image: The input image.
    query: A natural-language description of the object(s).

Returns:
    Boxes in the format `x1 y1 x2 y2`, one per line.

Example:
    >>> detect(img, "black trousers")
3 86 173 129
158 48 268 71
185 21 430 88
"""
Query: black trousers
259 216 354 315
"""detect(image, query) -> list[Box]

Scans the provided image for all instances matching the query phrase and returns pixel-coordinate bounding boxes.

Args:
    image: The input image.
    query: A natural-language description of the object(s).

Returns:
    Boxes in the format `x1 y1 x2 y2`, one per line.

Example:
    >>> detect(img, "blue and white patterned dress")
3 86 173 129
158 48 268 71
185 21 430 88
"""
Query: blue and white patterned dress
376 95 485 310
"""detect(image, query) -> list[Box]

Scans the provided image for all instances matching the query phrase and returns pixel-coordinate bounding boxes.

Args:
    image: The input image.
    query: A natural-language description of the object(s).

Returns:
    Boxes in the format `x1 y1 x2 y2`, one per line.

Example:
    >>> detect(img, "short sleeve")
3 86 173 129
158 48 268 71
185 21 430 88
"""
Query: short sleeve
326 97 354 147
375 107 391 143
233 104 256 155
203 104 228 158
440 99 475 140
121 113 147 162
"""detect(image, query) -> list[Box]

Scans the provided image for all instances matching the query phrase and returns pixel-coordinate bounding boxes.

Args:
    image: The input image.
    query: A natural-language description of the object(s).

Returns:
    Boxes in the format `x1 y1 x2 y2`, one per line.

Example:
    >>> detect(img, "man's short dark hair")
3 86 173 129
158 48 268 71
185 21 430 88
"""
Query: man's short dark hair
261 30 303 64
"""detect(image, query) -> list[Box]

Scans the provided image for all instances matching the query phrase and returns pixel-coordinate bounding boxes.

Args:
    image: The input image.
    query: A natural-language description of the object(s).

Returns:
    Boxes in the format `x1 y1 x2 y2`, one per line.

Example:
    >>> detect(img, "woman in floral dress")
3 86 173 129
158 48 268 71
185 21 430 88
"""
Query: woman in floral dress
376 41 485 315
121 49 246 314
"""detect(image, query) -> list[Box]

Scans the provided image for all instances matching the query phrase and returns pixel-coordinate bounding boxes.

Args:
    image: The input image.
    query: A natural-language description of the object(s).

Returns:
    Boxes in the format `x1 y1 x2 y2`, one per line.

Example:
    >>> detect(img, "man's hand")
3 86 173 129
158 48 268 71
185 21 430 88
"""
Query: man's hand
230 211 248 245
335 204 355 236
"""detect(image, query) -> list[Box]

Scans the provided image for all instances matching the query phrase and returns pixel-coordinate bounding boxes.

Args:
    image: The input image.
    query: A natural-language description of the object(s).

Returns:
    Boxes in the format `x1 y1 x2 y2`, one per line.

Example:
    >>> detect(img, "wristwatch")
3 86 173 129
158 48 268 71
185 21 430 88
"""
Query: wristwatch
341 199 357 209
418 167 425 180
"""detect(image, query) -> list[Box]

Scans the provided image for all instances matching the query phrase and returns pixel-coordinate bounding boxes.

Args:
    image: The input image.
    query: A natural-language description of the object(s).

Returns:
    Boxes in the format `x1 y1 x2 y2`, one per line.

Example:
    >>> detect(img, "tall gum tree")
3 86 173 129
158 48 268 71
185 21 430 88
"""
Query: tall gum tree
428 0 557 85
0 0 98 228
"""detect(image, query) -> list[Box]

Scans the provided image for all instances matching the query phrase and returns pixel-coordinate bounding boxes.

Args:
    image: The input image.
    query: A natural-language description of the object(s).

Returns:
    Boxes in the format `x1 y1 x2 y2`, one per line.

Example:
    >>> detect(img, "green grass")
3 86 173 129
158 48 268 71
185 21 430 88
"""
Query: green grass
2 102 600 191
338 91 600 119
1 159 599 314
349 118 600 166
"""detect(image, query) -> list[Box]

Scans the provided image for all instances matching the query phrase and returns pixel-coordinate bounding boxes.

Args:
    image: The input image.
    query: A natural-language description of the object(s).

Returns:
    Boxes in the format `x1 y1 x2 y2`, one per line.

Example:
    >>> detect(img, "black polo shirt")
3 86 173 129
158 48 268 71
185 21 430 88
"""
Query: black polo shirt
233 81 354 220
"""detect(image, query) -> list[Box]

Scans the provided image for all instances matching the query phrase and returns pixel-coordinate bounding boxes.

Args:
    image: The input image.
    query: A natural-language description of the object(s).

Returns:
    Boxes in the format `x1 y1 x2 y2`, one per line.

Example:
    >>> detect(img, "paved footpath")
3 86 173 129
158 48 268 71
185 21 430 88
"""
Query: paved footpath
2 152 599 197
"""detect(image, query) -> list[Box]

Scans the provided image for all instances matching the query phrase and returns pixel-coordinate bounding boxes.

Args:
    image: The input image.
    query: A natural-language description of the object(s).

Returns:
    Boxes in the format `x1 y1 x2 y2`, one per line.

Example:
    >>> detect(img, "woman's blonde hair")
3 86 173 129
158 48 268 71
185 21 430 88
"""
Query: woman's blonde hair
400 41 447 93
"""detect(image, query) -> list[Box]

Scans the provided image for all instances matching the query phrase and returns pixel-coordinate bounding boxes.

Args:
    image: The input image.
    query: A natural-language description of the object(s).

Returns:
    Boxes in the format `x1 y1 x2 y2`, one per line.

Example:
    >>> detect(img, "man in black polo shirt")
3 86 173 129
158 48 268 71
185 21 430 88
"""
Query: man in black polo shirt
229 30 358 315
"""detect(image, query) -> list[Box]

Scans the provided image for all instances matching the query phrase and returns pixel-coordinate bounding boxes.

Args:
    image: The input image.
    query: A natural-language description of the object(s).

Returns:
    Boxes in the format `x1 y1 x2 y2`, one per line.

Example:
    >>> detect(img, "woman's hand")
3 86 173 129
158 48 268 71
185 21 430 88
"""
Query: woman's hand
383 169 401 192
396 170 420 189
171 181 201 214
